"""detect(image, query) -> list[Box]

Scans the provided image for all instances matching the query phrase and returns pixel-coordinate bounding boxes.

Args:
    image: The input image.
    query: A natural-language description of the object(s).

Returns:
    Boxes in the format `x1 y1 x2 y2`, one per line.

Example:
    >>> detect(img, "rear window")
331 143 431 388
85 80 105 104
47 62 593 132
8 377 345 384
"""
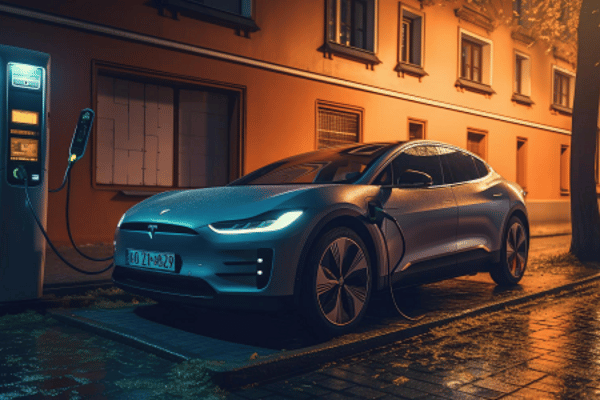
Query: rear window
438 147 480 183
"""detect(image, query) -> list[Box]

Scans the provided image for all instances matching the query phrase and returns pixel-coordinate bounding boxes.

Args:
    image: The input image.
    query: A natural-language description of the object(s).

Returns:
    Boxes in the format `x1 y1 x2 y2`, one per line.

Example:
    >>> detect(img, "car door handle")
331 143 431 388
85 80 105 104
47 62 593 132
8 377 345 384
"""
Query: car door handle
492 193 503 197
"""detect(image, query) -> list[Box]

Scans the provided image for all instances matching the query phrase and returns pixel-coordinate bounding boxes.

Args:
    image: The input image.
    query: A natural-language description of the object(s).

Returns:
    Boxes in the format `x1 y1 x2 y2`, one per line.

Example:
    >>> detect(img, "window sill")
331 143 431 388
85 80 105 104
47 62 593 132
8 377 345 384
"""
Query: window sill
395 62 428 78
153 0 259 36
511 93 534 106
320 42 381 67
551 103 573 115
455 78 496 96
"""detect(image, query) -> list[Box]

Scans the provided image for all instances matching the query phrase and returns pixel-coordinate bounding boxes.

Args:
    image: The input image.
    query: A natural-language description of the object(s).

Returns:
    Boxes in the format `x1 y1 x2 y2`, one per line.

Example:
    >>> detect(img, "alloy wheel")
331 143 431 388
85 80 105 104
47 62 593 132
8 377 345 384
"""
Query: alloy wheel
315 237 370 326
506 222 527 278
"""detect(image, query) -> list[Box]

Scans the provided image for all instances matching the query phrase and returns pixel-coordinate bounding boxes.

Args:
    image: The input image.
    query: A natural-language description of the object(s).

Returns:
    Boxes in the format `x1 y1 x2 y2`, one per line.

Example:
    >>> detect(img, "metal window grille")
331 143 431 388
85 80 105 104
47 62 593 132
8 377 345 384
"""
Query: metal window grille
318 108 360 149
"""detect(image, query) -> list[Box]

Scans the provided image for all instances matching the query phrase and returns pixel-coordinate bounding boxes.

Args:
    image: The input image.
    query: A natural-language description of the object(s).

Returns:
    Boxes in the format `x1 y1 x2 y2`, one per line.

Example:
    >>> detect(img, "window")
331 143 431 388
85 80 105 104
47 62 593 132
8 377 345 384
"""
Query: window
408 118 426 140
153 0 258 36
513 0 531 28
516 138 527 190
438 147 480 184
392 145 443 186
560 144 569 194
324 0 379 65
461 39 482 82
552 67 575 113
467 130 487 160
317 105 361 149
596 130 600 185
395 6 426 77
95 75 240 189
456 30 494 95
512 52 533 105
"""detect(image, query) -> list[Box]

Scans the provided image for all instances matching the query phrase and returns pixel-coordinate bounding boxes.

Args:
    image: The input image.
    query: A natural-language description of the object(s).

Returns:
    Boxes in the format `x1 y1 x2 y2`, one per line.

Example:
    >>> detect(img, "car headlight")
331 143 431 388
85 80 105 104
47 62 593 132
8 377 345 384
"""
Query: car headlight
208 210 303 235
117 213 126 228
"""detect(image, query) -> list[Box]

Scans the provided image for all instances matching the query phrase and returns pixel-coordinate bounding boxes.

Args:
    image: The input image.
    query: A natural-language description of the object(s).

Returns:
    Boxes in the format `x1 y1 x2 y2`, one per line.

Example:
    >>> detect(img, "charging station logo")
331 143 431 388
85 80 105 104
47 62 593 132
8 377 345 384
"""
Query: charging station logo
147 225 158 239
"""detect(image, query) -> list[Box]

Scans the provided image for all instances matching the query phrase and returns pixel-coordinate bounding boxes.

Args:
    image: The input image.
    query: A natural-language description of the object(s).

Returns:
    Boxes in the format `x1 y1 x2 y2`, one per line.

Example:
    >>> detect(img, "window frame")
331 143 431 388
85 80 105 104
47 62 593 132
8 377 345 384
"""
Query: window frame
512 51 533 105
153 0 258 36
395 4 427 78
407 118 426 140
91 61 244 194
467 129 488 161
551 65 575 114
516 137 528 190
456 29 495 95
323 0 381 66
315 100 363 150
560 144 570 195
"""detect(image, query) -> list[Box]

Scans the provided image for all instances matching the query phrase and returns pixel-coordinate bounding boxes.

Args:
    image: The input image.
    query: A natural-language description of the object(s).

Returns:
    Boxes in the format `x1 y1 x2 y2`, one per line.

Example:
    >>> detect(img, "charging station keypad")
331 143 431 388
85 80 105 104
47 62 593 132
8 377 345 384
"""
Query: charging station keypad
6 63 45 186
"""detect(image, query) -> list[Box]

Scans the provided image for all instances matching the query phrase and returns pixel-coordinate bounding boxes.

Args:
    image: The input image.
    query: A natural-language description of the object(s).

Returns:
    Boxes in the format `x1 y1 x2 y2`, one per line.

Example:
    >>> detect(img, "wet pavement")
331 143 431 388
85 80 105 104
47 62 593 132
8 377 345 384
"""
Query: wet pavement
2 233 600 398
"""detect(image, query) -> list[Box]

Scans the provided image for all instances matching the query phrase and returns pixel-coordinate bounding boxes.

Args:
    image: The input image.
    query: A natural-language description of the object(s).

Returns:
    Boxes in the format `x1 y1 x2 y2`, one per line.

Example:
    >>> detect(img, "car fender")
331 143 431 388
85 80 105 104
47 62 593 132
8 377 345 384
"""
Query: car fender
292 206 389 306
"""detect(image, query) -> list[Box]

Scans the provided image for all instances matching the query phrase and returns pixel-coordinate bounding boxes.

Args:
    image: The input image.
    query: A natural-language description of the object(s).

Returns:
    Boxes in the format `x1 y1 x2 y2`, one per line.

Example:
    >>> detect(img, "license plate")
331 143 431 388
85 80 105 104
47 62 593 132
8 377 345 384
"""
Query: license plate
127 249 176 272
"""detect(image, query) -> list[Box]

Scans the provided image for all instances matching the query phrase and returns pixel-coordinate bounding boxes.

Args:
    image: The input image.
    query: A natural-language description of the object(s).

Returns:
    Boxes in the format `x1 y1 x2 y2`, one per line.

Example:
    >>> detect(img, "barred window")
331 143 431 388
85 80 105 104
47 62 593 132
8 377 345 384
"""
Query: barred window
317 107 360 149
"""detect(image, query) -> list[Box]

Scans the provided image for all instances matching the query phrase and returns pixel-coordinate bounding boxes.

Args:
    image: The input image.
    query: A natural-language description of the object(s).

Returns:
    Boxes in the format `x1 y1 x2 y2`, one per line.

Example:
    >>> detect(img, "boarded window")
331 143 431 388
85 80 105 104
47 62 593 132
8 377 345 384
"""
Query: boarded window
317 107 360 149
96 75 237 188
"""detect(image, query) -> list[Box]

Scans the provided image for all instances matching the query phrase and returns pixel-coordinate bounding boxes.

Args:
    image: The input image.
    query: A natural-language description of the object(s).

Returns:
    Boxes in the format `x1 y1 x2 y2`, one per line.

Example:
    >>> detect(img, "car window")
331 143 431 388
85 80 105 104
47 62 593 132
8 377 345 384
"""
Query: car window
391 145 443 186
438 147 480 183
230 143 397 185
472 156 489 177
373 164 393 185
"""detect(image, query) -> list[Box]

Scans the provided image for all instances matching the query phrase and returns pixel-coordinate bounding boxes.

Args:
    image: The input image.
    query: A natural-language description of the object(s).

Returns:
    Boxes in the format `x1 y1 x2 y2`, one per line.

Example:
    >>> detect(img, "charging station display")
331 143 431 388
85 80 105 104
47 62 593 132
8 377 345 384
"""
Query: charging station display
6 62 44 186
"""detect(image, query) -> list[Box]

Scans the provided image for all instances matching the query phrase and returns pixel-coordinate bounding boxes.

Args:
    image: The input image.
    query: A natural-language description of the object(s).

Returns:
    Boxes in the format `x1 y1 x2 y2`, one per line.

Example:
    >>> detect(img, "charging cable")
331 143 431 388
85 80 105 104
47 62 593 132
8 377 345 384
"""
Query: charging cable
18 166 114 275
370 204 423 321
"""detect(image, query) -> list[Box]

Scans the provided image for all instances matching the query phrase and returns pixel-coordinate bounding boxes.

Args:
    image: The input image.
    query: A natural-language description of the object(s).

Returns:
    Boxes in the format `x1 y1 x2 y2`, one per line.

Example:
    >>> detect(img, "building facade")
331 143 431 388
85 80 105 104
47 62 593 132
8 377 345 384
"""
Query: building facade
0 0 597 244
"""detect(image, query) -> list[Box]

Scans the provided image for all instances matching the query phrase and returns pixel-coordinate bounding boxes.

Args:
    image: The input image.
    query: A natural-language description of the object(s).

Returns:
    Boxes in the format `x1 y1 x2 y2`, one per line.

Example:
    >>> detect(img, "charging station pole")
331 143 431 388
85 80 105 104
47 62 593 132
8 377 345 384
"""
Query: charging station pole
0 45 50 302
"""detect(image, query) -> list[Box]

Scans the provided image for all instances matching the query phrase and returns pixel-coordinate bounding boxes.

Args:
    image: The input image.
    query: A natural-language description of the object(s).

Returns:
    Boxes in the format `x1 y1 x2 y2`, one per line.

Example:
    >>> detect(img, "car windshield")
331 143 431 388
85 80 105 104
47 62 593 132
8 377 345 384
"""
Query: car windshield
230 143 398 185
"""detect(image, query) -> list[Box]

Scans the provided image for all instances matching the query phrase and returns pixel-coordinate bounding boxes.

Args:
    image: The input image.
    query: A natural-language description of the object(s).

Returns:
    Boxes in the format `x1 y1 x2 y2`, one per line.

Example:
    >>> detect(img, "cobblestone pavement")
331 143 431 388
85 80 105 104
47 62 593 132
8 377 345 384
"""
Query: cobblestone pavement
227 280 600 400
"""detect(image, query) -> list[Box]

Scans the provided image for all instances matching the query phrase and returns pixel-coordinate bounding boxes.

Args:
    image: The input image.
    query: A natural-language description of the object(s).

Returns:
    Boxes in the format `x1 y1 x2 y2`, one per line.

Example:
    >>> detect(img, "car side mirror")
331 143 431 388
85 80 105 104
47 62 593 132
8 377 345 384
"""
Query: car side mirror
396 170 433 188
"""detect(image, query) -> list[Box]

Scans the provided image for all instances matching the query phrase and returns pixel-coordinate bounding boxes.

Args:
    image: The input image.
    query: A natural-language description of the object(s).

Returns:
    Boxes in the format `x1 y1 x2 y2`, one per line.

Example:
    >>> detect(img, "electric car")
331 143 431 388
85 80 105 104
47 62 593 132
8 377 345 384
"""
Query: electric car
112 140 529 336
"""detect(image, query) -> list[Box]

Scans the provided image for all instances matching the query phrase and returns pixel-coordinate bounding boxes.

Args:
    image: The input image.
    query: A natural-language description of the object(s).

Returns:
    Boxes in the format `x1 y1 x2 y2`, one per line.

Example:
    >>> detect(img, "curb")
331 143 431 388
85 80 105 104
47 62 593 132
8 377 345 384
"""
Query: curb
45 271 600 389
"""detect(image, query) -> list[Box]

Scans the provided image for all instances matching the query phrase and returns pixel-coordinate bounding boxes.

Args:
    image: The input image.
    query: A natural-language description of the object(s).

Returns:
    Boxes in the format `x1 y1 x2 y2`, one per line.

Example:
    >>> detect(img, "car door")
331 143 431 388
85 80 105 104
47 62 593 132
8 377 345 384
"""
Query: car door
378 145 458 280
438 146 509 257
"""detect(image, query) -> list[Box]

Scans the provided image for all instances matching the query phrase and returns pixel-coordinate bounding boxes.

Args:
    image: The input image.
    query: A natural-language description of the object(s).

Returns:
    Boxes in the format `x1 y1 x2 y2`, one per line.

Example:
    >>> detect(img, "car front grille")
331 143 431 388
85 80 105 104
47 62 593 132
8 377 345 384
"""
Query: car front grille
113 266 216 298
119 222 198 235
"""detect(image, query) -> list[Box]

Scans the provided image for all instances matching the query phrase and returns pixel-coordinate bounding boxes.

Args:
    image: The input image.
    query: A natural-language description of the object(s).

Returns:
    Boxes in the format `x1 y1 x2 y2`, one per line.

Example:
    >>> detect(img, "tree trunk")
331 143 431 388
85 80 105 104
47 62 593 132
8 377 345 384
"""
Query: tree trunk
569 0 600 261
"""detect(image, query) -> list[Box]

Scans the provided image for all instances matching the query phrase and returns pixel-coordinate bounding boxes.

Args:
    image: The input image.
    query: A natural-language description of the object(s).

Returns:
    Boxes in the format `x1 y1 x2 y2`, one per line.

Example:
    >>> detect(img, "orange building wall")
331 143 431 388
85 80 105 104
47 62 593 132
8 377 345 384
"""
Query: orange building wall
0 0 589 244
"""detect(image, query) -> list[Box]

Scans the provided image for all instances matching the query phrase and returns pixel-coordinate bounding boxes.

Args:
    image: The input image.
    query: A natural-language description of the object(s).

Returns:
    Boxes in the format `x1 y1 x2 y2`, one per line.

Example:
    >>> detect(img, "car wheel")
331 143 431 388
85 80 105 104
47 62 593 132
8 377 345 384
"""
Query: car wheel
490 216 528 286
301 227 372 337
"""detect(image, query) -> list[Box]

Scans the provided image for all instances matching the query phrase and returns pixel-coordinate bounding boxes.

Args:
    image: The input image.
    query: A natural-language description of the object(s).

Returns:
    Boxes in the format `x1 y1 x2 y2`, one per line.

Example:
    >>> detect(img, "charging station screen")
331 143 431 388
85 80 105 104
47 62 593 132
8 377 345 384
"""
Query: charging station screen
10 138 38 162
12 110 39 126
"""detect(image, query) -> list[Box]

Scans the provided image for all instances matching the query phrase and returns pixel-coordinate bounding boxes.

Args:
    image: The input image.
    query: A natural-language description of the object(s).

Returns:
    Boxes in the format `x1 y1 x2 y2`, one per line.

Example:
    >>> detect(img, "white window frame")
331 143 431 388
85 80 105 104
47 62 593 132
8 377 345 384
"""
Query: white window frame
399 5 424 67
552 65 575 111
458 29 493 87
514 51 531 97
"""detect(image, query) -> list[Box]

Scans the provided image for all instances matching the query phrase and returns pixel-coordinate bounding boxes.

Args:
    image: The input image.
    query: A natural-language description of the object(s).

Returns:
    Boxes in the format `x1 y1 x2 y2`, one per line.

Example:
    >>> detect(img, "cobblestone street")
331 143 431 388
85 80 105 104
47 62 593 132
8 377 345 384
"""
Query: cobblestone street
228 280 600 400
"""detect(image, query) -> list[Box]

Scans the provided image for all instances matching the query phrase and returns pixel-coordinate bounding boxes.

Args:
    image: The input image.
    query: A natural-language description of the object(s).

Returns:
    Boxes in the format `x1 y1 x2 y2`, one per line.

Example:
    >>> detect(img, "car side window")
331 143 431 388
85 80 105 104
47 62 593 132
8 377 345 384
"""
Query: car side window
391 145 444 186
472 156 489 178
373 164 393 185
438 147 480 183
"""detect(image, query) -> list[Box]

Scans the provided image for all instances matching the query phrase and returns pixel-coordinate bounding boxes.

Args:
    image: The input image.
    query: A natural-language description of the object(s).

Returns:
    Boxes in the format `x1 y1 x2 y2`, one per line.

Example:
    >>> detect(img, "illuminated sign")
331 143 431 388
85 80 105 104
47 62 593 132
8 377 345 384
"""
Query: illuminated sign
10 138 39 162
9 63 43 90
12 110 39 126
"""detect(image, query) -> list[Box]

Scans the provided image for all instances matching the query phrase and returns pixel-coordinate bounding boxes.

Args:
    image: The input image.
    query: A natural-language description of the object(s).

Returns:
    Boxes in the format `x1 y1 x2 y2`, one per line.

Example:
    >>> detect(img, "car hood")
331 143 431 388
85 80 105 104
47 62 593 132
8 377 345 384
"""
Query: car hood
122 185 327 229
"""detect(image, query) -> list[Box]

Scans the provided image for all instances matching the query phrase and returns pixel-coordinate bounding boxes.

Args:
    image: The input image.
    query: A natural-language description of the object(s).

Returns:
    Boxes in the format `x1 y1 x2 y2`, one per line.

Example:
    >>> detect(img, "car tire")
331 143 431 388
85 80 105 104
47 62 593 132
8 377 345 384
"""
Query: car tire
300 227 372 337
490 216 528 286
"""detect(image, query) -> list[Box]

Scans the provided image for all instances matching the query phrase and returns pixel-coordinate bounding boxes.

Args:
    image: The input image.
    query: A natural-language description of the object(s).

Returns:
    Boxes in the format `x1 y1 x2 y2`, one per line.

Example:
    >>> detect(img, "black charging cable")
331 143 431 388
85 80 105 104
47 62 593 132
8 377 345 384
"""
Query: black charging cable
48 161 74 193
370 204 423 321
19 166 114 275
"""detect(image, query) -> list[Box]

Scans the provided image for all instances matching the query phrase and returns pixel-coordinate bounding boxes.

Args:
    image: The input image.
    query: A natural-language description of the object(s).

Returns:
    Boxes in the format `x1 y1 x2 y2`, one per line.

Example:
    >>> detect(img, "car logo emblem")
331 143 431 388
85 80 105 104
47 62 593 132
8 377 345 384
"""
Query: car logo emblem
160 209 170 215
148 224 158 239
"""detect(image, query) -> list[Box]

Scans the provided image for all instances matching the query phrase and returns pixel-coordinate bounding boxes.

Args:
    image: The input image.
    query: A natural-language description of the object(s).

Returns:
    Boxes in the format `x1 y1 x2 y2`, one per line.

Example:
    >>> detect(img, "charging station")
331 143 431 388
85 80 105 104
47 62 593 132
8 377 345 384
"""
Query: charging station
0 45 50 302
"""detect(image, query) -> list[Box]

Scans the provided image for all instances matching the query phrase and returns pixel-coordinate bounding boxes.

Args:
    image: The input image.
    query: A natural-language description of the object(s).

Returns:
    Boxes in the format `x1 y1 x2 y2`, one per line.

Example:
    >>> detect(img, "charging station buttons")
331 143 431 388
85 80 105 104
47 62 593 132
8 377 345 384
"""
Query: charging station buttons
32 174 39 181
